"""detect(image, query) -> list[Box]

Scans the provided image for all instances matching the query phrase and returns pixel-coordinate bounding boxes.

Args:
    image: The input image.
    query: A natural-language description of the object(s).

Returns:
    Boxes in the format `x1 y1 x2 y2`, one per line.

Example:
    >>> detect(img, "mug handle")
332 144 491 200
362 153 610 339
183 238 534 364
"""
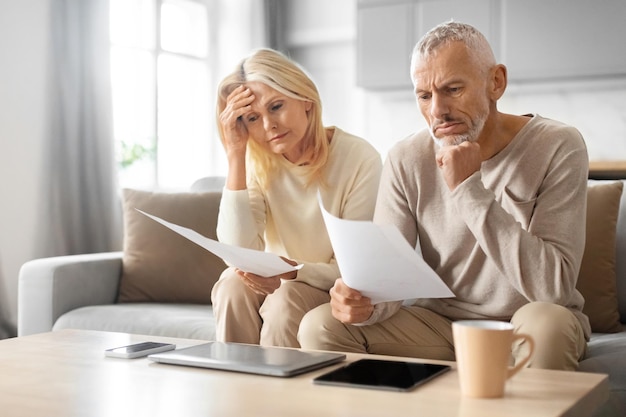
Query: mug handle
507 333 535 379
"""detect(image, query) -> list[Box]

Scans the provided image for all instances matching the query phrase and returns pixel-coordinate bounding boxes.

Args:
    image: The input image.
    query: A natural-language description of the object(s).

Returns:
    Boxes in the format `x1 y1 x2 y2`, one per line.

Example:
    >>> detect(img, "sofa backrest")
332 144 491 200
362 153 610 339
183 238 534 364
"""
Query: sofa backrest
191 176 226 192
616 180 626 323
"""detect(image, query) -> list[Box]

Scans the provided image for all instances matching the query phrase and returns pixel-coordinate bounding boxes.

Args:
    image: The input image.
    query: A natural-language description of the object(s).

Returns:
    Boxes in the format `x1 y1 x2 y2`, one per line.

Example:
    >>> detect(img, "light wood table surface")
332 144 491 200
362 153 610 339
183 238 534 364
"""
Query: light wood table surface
0 329 608 417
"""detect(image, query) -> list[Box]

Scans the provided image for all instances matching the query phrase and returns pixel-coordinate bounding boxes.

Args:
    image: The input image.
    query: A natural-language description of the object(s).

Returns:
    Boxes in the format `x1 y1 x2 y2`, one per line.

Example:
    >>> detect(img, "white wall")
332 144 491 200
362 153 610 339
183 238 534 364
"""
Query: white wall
358 81 626 163
0 0 49 330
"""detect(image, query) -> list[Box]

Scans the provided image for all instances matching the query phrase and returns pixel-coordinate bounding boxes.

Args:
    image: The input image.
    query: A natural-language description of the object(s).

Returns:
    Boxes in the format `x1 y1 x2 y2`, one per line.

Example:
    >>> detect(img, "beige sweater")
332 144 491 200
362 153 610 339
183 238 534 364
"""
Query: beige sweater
367 115 591 338
217 127 382 290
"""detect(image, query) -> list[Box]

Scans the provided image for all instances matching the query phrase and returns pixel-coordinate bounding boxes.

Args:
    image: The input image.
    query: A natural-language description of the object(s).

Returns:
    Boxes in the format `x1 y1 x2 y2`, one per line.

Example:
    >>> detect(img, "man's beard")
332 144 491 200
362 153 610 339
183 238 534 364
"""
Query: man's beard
429 112 487 148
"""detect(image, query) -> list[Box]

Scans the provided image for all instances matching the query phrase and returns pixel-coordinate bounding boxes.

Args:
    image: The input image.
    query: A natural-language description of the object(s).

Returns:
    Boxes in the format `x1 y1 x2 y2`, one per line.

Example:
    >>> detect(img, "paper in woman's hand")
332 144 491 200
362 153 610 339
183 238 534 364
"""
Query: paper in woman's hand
319 202 454 304
138 210 302 277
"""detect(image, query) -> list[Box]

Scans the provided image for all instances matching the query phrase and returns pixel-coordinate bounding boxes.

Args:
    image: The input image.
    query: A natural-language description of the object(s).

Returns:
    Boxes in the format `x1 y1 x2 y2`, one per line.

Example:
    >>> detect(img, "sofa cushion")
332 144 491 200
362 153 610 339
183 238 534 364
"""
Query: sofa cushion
577 181 624 333
118 189 226 304
53 303 216 340
616 180 626 322
580 331 626 417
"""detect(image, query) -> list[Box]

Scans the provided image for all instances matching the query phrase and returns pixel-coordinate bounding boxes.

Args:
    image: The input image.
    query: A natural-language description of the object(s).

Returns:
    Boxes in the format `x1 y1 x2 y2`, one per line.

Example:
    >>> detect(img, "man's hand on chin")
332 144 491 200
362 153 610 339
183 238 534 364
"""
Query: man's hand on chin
435 141 482 191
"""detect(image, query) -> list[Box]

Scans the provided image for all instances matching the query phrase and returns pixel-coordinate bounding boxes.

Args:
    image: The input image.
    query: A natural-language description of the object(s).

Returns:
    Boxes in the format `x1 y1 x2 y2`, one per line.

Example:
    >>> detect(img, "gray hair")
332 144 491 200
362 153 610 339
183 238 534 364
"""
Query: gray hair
410 21 496 75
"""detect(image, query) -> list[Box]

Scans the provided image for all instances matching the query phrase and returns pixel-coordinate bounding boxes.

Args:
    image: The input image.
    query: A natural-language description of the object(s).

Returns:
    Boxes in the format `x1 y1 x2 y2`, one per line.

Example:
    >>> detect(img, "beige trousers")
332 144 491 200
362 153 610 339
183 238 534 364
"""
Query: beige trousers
298 301 587 371
211 267 330 347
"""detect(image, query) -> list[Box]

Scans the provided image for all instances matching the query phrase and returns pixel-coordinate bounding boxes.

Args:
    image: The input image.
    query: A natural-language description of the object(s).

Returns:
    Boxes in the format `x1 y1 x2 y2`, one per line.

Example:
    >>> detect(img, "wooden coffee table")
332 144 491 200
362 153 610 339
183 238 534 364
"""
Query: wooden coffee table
0 329 608 417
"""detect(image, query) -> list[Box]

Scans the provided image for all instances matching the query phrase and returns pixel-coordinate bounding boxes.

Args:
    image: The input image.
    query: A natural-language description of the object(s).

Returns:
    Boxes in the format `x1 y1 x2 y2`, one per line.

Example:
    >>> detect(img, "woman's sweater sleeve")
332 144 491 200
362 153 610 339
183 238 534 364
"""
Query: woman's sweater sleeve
216 182 266 251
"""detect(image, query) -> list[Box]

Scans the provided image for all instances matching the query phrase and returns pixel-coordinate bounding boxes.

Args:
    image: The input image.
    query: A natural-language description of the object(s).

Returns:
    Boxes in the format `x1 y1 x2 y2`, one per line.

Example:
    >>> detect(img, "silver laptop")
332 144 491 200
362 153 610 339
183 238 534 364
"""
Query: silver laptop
148 342 346 377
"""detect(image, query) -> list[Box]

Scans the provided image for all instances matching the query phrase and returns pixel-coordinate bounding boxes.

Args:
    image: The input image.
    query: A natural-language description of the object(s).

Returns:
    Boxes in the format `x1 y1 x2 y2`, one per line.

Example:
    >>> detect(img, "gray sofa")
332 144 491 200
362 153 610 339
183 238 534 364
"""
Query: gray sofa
17 179 626 416
578 180 626 417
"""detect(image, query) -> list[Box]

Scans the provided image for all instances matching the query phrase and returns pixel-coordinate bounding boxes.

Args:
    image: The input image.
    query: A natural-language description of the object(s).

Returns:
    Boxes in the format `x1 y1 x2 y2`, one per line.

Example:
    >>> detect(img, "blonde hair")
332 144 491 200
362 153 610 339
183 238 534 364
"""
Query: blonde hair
216 48 329 189
410 21 496 79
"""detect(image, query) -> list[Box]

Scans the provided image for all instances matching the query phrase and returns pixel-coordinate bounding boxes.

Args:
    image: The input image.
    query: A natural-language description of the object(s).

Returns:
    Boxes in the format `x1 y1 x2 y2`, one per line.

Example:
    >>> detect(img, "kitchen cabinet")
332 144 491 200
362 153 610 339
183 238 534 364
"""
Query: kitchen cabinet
357 1 414 89
501 0 626 81
357 0 626 89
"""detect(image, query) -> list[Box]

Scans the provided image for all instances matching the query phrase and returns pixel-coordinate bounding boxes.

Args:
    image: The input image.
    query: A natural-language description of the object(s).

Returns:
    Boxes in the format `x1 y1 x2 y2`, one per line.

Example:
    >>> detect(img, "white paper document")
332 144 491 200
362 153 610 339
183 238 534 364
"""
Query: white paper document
138 210 301 277
320 204 454 304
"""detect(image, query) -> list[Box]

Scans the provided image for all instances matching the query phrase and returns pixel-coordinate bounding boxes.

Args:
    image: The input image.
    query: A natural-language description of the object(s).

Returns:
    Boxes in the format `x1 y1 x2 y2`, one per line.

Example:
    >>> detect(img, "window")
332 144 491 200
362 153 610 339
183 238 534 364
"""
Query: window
110 0 214 189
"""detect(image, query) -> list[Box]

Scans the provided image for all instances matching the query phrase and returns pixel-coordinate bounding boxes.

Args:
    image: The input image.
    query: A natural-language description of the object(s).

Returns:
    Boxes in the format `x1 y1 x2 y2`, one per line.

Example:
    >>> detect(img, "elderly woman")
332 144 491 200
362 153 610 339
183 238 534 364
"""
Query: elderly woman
211 48 382 347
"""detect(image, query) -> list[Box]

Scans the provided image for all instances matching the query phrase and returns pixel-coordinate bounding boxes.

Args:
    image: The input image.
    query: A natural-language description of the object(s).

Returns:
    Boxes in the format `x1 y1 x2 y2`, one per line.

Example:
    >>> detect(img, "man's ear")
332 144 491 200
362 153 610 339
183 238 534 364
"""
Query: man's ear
489 64 507 101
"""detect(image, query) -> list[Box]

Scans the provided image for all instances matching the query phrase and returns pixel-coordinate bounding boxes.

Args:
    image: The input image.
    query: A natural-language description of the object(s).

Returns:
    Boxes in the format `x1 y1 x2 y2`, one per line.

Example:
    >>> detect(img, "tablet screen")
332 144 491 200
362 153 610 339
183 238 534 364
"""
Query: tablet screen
313 359 450 392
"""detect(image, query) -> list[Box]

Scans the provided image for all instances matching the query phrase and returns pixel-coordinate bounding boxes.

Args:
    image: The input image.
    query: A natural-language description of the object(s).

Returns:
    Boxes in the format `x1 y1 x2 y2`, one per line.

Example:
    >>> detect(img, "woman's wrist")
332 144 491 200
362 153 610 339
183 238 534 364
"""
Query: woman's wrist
225 155 247 190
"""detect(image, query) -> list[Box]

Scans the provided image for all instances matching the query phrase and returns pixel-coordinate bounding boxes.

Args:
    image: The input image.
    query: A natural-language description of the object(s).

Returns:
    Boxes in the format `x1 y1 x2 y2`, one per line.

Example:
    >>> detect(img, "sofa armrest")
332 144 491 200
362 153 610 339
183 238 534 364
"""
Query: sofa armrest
18 252 123 336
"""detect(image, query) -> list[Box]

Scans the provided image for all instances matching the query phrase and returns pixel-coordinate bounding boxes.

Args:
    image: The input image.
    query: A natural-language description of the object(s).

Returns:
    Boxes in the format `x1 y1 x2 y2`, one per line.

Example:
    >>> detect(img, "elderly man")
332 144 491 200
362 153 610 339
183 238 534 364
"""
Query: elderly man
298 21 589 371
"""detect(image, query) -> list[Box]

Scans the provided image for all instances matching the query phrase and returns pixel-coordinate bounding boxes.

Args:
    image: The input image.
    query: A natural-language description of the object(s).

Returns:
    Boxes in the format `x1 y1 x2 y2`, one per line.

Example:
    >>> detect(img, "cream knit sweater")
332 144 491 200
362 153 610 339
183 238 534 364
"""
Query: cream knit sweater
217 127 382 291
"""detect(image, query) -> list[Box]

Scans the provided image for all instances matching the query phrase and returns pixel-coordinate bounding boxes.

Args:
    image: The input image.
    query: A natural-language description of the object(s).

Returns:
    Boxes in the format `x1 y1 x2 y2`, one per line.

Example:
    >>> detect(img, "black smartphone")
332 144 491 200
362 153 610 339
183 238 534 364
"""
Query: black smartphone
313 359 450 392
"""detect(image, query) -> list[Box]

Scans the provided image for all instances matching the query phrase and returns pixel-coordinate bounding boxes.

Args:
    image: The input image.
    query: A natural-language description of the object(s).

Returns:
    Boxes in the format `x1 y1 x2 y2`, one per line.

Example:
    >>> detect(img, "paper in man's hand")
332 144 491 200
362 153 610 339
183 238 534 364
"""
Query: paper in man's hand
138 210 301 277
319 201 453 304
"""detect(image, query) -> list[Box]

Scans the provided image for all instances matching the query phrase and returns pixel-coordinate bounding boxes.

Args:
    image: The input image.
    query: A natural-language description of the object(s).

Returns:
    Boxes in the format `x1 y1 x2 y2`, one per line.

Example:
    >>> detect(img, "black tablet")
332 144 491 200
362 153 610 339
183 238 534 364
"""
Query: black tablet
313 359 450 392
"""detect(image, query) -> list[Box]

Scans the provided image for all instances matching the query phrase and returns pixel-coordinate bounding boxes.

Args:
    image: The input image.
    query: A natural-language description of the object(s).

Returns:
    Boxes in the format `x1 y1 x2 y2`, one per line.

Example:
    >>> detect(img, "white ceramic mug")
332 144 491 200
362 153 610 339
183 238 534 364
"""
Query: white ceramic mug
452 320 534 398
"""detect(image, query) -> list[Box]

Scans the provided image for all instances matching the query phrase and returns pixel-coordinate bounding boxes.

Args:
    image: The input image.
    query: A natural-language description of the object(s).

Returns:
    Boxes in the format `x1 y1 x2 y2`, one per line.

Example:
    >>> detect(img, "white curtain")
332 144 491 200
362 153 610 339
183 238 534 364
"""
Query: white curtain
0 256 16 339
38 0 121 257
264 0 286 52
215 0 272 79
